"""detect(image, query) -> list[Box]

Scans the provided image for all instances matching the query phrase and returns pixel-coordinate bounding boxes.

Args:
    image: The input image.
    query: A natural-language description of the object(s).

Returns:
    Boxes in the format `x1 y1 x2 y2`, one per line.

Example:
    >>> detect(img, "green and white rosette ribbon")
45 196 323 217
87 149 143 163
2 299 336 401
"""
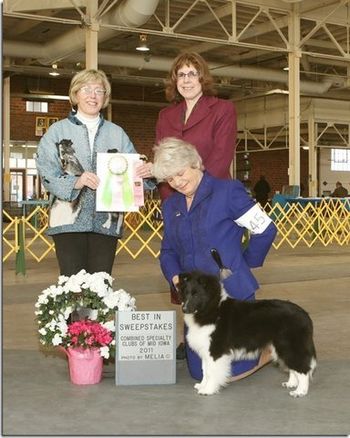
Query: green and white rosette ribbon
102 155 133 209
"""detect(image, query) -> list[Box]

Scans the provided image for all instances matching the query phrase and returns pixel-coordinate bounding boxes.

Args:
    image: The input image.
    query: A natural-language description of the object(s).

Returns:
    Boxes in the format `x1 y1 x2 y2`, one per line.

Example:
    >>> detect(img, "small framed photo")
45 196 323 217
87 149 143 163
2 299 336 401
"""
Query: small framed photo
48 117 59 127
35 117 47 136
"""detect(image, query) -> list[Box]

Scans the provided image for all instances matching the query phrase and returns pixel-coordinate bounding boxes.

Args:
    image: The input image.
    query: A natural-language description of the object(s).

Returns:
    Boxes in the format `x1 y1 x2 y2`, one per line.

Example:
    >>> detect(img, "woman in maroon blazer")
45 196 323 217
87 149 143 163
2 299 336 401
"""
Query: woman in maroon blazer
155 53 237 358
156 52 237 201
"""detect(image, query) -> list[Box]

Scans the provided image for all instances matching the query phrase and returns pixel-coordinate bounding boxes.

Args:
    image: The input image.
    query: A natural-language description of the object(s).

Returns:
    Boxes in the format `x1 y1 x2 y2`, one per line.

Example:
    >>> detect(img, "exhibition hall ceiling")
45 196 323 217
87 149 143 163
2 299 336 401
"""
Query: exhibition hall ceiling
3 0 350 101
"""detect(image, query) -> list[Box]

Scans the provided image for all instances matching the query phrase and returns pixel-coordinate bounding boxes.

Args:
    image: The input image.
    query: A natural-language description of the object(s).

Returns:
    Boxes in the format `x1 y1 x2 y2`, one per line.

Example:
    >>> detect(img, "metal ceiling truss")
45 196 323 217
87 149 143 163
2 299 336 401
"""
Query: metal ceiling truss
97 2 290 54
237 121 350 153
4 0 350 62
315 122 350 148
237 124 289 153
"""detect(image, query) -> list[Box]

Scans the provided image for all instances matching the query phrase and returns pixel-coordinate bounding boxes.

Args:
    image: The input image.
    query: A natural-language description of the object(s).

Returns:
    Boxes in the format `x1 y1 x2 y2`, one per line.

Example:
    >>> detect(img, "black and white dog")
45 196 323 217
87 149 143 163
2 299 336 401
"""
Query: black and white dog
178 271 317 397
50 139 84 227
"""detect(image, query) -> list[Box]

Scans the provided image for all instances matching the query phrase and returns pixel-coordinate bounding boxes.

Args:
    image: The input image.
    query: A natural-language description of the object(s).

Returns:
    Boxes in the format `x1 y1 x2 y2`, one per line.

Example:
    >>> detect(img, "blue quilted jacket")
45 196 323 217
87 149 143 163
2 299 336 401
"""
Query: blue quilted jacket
36 111 153 237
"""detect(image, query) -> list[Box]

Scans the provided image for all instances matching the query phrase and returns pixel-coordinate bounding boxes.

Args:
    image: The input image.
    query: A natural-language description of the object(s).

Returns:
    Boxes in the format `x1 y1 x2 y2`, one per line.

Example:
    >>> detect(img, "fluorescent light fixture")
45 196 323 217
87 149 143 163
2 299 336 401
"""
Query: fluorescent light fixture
49 63 60 76
302 146 309 150
266 89 289 95
136 34 150 52
283 66 289 71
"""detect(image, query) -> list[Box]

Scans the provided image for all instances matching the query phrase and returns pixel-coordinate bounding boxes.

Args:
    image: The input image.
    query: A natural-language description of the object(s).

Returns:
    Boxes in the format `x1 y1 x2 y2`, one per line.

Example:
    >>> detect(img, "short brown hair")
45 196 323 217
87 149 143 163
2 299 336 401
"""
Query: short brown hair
69 69 111 109
164 52 216 102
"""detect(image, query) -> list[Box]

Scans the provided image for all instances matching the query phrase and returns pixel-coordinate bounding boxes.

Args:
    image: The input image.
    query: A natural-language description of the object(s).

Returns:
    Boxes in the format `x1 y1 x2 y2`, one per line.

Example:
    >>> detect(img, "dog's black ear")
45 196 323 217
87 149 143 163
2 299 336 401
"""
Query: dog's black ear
179 272 190 283
198 273 220 288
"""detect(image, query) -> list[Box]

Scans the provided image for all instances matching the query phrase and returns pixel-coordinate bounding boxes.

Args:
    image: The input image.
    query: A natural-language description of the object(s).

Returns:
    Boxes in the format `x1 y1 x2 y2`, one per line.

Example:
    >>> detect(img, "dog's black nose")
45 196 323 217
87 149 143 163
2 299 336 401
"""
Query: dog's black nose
182 302 192 314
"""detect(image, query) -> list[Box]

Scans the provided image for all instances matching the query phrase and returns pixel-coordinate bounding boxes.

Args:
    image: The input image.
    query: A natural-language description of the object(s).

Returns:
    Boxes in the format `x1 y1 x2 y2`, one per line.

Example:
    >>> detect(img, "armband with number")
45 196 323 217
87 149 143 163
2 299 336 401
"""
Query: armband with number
234 204 272 234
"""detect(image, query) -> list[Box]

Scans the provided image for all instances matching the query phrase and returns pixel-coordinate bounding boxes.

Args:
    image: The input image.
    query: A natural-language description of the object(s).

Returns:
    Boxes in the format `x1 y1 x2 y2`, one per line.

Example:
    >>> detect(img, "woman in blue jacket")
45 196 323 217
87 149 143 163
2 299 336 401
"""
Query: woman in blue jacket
36 69 153 276
152 137 277 381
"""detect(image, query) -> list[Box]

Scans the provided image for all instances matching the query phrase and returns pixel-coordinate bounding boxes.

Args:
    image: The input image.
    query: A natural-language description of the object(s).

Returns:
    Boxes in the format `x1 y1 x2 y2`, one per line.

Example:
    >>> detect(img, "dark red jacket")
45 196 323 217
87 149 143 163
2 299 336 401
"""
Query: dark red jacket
156 95 237 200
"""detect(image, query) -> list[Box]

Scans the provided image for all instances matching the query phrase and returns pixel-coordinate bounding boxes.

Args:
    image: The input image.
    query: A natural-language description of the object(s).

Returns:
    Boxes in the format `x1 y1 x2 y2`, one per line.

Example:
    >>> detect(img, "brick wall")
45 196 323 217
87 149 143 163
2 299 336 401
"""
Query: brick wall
111 104 160 159
10 99 160 153
248 149 309 196
9 75 309 195
10 97 71 141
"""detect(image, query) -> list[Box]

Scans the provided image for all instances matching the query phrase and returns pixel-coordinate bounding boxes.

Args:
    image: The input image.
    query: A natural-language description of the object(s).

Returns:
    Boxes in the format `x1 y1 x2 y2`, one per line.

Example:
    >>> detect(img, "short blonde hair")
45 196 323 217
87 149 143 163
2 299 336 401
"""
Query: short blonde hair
69 69 111 109
152 137 203 182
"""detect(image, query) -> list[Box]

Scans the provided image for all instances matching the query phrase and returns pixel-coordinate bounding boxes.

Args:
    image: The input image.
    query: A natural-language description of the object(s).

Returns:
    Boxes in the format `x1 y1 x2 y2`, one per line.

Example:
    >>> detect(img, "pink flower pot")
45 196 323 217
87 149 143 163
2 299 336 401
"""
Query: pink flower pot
61 347 103 385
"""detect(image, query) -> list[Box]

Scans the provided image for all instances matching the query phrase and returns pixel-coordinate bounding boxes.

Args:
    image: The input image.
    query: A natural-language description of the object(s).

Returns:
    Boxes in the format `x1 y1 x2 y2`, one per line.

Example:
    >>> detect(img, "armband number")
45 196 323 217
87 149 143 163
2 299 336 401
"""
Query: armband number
234 204 272 234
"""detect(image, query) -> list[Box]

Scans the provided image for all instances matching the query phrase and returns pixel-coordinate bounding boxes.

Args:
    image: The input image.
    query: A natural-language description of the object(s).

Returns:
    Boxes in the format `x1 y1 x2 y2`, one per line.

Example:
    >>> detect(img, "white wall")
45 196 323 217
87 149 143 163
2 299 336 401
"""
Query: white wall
319 149 350 195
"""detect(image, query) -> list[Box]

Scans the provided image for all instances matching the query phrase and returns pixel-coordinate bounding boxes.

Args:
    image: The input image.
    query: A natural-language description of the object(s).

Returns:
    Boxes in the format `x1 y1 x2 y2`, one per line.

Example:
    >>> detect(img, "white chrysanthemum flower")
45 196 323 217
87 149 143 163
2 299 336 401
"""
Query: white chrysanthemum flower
57 313 67 322
58 274 69 285
46 285 60 298
101 320 115 332
63 307 73 320
57 320 68 336
36 270 135 353
103 291 120 309
116 289 137 311
51 285 64 297
89 278 109 297
99 346 110 359
75 269 88 284
52 333 62 346
46 319 59 331
37 295 49 305
64 276 83 293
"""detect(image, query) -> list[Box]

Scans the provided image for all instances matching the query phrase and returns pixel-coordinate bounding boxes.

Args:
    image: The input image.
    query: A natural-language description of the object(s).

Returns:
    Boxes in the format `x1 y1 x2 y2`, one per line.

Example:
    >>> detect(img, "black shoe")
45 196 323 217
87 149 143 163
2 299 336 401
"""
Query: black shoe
176 342 186 360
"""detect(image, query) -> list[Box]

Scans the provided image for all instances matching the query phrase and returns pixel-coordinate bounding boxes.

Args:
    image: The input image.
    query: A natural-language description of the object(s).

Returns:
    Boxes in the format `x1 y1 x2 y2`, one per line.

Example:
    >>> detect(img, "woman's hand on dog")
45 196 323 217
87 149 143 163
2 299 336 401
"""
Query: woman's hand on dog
172 275 179 290
74 172 100 190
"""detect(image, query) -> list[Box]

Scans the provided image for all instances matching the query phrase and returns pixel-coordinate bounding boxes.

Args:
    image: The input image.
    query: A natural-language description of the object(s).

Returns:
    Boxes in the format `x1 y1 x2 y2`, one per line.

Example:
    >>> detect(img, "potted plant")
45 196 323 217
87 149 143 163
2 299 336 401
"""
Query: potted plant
35 269 136 384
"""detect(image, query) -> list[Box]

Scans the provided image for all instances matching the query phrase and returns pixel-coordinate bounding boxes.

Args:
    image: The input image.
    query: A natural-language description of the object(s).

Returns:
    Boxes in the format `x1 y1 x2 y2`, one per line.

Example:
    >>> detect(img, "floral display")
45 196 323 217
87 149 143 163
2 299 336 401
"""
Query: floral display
35 269 136 359
65 319 113 358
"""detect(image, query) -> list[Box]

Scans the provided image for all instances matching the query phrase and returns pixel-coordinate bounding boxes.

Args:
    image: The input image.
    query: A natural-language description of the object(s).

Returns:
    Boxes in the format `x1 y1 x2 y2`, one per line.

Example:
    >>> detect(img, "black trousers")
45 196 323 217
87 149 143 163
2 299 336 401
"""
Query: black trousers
52 232 118 276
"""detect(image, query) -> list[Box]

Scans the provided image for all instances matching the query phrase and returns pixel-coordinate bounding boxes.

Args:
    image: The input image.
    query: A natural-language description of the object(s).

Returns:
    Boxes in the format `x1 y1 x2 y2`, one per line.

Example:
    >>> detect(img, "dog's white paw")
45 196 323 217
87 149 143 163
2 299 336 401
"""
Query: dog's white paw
282 371 299 389
194 382 203 390
289 388 308 398
197 384 221 396
282 381 297 389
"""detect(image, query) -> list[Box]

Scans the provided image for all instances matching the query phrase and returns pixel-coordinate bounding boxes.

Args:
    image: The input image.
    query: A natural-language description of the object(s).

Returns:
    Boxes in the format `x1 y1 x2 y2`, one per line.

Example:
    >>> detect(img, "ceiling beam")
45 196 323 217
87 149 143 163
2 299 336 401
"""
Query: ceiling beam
4 0 85 13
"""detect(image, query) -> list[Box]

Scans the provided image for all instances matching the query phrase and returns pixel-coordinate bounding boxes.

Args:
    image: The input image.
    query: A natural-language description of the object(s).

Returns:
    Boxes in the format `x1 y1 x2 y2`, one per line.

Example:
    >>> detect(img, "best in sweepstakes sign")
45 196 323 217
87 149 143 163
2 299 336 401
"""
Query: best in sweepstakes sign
115 311 176 385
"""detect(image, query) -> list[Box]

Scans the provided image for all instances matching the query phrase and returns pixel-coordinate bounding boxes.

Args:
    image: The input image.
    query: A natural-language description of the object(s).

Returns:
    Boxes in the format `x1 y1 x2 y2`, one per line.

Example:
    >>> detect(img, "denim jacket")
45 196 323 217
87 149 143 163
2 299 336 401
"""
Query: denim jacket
36 111 153 237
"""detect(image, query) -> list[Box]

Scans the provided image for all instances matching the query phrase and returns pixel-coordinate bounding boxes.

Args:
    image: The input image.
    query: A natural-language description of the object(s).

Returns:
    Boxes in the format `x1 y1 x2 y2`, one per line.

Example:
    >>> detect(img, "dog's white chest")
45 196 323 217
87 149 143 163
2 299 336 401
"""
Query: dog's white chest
50 200 80 227
184 315 215 355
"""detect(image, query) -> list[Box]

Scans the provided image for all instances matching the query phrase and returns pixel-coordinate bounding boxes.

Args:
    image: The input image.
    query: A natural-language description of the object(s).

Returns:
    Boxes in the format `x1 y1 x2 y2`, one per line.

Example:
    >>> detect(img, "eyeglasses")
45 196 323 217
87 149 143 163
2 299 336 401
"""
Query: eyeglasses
176 71 199 80
79 86 106 96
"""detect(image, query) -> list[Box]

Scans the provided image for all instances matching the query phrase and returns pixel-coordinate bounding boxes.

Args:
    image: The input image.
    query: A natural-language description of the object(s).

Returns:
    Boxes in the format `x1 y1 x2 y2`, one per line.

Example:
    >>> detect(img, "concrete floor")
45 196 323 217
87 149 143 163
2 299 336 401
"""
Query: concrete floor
2 244 350 436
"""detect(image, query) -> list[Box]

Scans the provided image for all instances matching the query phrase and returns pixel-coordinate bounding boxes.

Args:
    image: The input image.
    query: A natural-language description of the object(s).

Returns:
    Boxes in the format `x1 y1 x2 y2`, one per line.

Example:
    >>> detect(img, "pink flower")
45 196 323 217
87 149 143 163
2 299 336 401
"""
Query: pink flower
66 319 113 349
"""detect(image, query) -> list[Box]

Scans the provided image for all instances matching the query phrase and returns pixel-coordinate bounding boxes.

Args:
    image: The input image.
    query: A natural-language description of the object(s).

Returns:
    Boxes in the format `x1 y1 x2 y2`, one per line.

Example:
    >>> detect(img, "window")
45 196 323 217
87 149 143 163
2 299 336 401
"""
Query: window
26 101 48 113
331 149 350 171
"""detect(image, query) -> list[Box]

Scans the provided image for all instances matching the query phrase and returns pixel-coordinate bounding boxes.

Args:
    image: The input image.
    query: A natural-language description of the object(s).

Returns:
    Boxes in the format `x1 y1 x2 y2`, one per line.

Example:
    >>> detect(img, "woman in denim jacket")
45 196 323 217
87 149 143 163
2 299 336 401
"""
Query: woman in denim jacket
36 69 153 276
